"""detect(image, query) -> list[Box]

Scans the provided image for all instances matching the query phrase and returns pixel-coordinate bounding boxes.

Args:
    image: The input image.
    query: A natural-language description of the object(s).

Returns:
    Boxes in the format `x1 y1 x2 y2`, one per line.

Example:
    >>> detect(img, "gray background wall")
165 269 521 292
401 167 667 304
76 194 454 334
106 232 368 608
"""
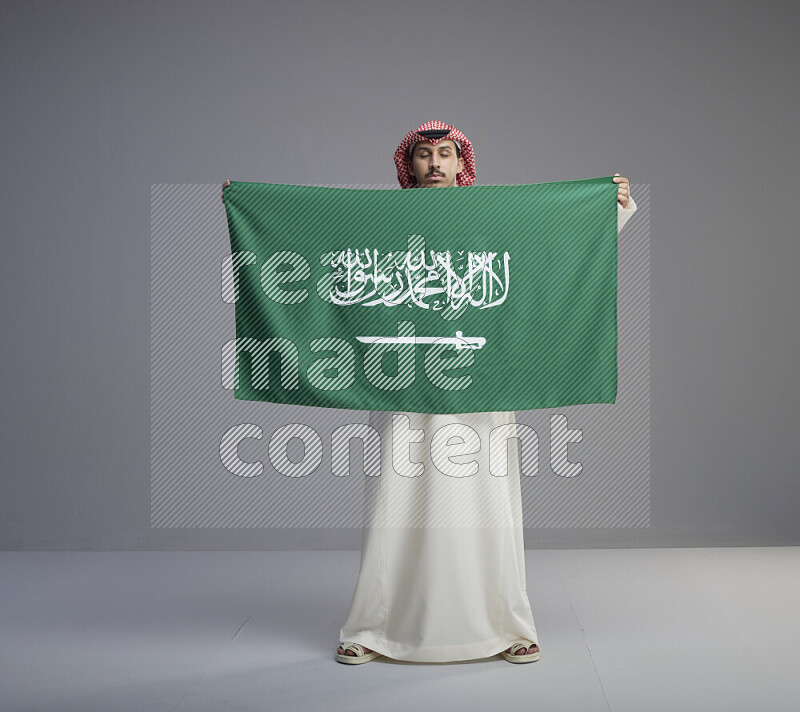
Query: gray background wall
1 0 797 550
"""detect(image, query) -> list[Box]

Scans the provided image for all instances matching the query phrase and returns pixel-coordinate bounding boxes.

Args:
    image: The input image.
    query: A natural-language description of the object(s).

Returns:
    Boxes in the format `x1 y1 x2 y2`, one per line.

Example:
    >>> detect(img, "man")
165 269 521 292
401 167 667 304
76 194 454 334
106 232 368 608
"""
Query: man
336 120 637 665
222 120 637 665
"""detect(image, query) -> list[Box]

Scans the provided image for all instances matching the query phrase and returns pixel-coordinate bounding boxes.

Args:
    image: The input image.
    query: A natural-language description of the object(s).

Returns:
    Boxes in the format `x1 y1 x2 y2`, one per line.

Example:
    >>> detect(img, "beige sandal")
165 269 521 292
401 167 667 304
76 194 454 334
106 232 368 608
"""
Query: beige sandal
336 641 382 665
501 640 541 663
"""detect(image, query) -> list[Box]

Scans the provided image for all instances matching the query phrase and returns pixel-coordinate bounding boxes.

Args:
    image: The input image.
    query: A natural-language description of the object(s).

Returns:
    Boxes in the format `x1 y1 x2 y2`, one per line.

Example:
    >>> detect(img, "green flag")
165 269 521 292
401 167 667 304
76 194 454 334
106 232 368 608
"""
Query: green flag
223 176 619 413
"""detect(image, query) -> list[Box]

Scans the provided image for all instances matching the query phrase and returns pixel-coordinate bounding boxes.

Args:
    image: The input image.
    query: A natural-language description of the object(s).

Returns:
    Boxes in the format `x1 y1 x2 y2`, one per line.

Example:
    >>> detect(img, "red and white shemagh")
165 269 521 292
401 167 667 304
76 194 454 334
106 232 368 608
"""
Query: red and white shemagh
393 120 476 189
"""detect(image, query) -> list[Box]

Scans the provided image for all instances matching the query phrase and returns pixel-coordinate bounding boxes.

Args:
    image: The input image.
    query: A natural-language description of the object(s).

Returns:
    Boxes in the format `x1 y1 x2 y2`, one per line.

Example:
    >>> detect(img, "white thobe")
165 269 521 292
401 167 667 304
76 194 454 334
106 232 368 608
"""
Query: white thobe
339 196 639 662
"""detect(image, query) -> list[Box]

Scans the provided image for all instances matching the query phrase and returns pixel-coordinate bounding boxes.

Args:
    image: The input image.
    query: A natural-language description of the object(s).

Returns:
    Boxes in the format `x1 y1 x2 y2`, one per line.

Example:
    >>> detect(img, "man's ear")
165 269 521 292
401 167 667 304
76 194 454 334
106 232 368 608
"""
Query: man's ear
407 161 415 177
457 156 465 173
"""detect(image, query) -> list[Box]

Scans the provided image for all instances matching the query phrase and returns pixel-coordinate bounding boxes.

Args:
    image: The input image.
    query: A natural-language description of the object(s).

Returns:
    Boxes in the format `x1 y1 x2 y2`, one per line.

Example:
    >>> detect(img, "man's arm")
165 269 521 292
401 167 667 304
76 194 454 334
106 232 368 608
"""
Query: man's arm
613 173 637 233
618 195 637 233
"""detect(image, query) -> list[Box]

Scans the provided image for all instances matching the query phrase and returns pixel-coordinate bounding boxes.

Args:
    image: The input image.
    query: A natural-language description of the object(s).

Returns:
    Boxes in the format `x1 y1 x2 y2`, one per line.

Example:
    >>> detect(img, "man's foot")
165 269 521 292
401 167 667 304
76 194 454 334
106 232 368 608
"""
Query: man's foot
509 642 539 656
501 640 540 663
336 641 382 664
337 643 374 657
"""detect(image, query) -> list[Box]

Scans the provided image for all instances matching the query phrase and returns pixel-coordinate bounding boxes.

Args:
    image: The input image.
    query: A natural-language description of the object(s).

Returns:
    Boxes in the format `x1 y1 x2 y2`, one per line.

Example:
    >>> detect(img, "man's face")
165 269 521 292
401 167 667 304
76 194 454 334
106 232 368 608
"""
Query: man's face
408 139 465 188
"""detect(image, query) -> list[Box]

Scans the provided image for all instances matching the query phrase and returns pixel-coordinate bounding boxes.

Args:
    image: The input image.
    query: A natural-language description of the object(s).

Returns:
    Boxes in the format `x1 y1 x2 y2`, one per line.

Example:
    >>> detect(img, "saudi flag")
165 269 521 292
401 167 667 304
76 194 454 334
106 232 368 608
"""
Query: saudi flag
222 176 619 414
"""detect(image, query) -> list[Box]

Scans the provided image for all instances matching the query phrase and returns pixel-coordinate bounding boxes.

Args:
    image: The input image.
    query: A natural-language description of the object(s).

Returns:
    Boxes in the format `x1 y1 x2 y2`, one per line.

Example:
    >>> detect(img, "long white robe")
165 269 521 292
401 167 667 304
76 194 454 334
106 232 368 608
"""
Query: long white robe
339 197 638 662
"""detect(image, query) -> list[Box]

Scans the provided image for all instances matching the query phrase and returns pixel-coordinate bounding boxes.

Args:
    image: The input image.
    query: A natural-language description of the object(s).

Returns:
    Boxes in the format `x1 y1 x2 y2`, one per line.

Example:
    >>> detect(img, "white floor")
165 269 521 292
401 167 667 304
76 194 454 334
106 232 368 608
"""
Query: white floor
0 547 798 712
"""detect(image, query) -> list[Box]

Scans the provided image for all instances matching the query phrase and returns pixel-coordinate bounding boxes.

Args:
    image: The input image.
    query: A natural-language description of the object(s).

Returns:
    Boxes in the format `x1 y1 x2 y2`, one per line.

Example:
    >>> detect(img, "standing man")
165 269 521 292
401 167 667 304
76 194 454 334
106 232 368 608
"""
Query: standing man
335 120 637 664
222 119 637 665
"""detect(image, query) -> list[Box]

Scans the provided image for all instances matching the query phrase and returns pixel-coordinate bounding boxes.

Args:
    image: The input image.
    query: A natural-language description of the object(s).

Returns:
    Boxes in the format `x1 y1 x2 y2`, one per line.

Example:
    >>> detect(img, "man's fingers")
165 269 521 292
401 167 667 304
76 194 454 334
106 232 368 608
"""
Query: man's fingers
615 172 632 209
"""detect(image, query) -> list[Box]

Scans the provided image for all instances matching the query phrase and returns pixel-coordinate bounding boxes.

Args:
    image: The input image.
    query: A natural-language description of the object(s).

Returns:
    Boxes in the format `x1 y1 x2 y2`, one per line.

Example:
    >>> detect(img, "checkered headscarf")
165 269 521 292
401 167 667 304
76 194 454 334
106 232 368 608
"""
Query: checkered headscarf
393 120 476 189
